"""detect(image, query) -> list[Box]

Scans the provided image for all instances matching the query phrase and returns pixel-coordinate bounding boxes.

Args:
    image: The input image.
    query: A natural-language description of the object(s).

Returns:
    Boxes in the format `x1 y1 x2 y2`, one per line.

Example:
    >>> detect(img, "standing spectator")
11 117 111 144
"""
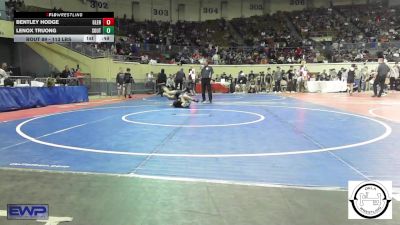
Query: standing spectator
383 59 391 96
265 68 273 92
355 66 362 92
60 65 72 85
188 67 196 95
367 69 376 91
347 64 356 96
390 62 400 90
273 67 282 93
175 68 185 90
116 68 125 97
298 65 307 93
257 71 265 91
157 69 167 96
341 69 348 83
73 65 84 86
360 65 369 92
292 68 298 92
373 58 390 98
337 68 343 81
287 66 295 93
212 53 220 65
124 68 133 98
200 61 214 103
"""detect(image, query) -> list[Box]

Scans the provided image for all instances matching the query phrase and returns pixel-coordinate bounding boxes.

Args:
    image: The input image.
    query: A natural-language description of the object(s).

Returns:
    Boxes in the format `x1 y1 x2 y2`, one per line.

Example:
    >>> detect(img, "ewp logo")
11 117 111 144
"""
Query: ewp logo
7 204 49 220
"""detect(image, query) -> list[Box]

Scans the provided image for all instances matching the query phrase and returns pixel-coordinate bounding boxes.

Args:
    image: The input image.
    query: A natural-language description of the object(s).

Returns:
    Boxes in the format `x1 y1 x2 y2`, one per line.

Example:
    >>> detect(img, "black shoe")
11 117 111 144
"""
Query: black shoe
193 99 199 103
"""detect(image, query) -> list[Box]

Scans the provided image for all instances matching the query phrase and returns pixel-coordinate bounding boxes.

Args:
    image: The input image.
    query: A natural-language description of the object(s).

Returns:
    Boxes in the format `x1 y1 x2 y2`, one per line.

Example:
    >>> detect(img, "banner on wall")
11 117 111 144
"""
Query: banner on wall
0 86 88 112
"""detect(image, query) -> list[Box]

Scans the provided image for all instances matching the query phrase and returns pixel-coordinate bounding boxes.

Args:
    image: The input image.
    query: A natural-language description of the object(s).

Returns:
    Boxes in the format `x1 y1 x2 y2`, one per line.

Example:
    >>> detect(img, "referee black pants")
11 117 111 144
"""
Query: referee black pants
201 78 212 102
373 76 385 97
175 79 183 90
274 80 281 92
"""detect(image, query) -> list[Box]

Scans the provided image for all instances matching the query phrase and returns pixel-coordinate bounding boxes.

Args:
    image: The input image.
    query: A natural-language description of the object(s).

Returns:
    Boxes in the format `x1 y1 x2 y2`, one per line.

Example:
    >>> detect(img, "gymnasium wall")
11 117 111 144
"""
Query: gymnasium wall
26 42 111 79
0 0 6 20
0 38 54 76
22 0 360 22
0 38 13 65
268 0 307 13
389 0 400 6
311 0 331 8
0 20 13 38
24 42 381 81
112 62 380 80
13 43 54 76
331 0 368 6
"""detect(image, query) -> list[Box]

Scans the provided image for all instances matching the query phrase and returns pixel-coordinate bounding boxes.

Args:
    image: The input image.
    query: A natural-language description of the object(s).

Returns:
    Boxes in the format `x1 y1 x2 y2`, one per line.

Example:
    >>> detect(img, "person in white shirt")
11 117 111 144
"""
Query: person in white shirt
199 57 206 65
389 62 400 90
212 53 220 65
145 72 155 89
188 67 196 95
341 69 348 83
166 75 175 89
0 63 10 86
360 65 369 91
298 64 308 92
0 67 7 79
147 72 153 82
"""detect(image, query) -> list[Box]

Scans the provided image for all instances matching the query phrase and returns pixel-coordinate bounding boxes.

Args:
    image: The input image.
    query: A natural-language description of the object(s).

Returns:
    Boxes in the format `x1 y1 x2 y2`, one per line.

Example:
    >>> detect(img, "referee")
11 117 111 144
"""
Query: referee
200 61 214 103
372 57 390 97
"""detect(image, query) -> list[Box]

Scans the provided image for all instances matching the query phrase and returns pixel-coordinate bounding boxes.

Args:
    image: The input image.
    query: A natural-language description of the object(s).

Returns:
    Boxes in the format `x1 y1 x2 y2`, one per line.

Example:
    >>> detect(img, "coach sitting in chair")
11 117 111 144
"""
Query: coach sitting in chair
0 62 9 86
236 71 247 93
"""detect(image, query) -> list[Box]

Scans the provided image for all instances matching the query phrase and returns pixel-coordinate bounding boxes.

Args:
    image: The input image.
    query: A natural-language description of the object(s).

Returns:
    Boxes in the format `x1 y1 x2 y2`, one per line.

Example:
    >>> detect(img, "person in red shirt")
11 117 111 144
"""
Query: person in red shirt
73 66 84 86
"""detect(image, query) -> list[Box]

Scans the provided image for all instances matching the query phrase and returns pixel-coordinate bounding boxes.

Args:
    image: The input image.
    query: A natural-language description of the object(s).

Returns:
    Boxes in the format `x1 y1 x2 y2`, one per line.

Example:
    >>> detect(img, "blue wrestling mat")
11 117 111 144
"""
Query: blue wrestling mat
0 94 398 188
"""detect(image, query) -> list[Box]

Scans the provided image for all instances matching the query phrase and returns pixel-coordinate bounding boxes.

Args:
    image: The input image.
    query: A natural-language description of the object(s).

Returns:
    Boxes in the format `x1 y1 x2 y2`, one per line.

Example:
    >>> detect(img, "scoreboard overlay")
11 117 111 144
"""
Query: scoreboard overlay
13 12 114 43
